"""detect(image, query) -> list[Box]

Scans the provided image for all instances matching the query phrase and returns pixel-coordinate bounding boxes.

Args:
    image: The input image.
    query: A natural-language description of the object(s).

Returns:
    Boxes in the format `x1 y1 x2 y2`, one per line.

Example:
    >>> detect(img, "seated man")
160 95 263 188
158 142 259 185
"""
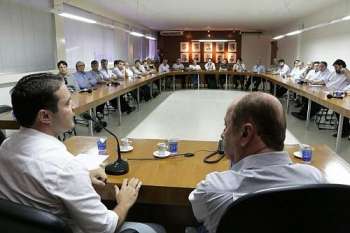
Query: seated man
159 59 170 73
292 61 329 120
0 73 165 233
188 60 202 88
271 59 290 97
189 92 324 233
204 58 217 89
245 59 266 91
57 60 79 91
218 58 229 89
232 58 246 90
73 61 97 90
100 59 116 81
172 58 185 88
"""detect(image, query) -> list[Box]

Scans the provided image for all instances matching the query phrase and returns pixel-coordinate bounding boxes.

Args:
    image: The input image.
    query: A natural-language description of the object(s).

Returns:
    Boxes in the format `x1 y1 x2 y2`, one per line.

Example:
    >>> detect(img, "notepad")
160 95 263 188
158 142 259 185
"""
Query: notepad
74 154 109 170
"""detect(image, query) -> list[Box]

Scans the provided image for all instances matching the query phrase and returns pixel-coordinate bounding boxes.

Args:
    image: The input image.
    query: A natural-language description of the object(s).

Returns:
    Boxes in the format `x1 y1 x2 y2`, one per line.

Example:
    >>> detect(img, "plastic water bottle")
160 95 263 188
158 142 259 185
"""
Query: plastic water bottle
301 144 312 163
97 137 107 155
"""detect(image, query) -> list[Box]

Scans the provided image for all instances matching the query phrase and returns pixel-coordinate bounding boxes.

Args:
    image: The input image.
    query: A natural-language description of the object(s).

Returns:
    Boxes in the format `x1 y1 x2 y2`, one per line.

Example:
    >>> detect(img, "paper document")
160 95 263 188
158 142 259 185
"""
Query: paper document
74 154 109 170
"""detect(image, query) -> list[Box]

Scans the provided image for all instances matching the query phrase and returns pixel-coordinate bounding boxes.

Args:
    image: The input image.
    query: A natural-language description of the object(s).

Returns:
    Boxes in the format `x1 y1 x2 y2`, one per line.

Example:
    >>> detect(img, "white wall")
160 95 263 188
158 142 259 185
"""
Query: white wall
273 0 350 67
241 34 271 70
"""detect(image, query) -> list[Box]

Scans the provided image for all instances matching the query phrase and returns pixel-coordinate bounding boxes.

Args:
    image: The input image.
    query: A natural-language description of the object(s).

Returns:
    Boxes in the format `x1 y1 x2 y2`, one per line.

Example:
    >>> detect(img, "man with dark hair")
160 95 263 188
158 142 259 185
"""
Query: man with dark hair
100 59 116 80
88 60 104 82
189 92 324 233
57 60 79 91
0 73 165 233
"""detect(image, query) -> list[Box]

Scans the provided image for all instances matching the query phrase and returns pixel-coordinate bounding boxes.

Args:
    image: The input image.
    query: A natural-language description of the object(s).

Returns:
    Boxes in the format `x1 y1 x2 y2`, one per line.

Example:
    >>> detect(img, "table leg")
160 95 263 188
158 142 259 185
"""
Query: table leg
273 84 277 96
137 87 140 112
150 81 153 98
225 74 228 90
89 108 94 136
286 90 290 113
335 114 343 153
306 99 311 129
117 96 121 126
173 75 176 91
197 73 200 90
250 75 253 92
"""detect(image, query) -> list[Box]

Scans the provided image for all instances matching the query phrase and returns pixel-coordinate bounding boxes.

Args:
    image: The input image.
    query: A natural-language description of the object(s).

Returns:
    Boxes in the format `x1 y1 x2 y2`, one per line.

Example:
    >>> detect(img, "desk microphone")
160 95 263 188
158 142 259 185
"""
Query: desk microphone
83 114 129 175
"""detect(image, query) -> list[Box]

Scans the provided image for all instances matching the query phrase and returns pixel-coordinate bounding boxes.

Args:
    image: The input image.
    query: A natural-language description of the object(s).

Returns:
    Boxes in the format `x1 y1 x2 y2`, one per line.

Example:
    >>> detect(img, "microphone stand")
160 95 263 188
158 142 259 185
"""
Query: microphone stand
84 114 129 175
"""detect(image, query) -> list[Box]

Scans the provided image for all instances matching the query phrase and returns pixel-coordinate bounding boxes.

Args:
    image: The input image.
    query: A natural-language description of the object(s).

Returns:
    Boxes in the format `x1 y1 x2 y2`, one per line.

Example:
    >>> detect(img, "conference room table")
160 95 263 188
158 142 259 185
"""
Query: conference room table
1 70 350 152
64 136 350 227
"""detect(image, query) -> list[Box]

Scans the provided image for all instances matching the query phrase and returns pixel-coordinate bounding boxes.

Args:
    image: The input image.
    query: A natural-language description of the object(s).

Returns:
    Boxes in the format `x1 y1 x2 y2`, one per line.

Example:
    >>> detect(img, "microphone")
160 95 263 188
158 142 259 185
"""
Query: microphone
83 114 129 175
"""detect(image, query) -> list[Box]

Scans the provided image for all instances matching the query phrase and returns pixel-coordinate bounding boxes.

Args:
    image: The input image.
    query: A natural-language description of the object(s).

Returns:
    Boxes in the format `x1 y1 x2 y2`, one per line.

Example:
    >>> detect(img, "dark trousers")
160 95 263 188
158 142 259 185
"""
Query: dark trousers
298 98 322 118
245 76 265 91
233 75 244 89
335 113 350 135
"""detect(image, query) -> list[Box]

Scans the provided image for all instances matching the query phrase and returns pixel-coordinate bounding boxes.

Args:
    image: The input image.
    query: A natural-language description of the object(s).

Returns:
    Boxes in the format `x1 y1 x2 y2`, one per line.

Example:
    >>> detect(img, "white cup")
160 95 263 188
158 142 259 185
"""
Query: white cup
121 138 131 149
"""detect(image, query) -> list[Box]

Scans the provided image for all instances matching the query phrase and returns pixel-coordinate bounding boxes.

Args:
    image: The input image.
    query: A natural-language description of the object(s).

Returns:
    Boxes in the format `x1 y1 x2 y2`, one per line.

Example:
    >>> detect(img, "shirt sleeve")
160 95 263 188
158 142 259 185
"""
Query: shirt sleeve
53 161 118 233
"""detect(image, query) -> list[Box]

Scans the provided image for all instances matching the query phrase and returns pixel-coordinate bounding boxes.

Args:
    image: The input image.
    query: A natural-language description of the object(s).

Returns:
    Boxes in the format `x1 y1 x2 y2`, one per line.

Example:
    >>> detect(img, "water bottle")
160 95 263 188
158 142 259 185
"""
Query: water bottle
301 144 312 163
97 137 107 155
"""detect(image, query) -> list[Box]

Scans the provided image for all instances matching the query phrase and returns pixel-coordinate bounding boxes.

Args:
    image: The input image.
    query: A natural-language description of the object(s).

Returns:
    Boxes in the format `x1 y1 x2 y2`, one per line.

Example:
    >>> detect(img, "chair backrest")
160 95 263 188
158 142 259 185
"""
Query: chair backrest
0 198 73 233
217 184 350 233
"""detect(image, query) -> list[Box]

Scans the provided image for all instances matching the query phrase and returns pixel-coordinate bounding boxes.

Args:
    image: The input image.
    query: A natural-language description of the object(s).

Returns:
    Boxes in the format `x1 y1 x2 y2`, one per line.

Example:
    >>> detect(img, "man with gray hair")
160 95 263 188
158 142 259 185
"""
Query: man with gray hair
189 92 325 233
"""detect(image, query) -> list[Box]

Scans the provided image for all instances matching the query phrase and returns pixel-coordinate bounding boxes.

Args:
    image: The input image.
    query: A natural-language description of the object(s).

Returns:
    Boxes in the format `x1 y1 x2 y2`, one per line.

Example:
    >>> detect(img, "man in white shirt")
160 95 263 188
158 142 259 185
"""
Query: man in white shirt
232 58 246 90
132 60 148 76
158 59 170 73
0 73 165 233
271 59 290 97
204 58 216 71
245 59 266 91
307 61 331 84
100 59 116 81
125 62 134 79
113 60 126 80
189 92 325 233
172 58 185 71
289 60 306 81
188 60 202 88
204 58 217 89
303 61 320 82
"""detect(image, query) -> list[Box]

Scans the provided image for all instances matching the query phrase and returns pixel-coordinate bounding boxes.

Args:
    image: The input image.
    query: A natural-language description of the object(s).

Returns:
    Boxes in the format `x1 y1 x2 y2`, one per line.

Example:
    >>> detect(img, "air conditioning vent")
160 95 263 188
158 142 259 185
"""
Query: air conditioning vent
160 31 184 36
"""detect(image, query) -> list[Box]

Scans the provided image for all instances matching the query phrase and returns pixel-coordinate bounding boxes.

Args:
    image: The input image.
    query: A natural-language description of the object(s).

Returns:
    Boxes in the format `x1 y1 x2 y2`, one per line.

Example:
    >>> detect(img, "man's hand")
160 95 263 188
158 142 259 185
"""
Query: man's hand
89 167 107 188
113 178 142 227
115 178 142 209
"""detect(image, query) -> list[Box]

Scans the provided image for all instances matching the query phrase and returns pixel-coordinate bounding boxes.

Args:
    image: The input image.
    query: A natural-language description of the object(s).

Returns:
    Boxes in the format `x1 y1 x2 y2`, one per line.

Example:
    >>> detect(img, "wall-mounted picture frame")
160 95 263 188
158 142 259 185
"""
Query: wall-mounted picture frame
180 53 189 62
204 52 212 62
192 53 201 62
180 42 189 52
228 41 237 52
216 42 225 52
227 53 237 63
192 42 200 52
204 42 212 52
216 53 224 63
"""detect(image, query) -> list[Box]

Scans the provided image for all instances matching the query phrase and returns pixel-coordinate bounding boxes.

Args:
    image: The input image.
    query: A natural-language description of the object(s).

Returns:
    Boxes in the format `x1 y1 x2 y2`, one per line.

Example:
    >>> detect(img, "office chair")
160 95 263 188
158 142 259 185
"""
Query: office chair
0 199 138 233
0 130 5 145
217 184 350 233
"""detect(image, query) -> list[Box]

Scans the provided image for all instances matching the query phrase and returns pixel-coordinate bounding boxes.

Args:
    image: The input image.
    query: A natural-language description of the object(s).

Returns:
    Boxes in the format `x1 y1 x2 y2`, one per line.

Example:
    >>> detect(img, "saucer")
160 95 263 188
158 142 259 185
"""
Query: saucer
293 151 302 158
120 145 133 152
153 151 171 158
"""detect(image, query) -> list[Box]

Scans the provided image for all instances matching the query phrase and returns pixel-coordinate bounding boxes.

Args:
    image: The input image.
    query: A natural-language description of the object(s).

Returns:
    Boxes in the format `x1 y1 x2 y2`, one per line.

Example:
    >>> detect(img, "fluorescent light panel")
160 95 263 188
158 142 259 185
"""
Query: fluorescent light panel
58 12 96 24
342 15 350 21
286 30 302 36
130 31 144 37
272 35 285 40
145 35 156 40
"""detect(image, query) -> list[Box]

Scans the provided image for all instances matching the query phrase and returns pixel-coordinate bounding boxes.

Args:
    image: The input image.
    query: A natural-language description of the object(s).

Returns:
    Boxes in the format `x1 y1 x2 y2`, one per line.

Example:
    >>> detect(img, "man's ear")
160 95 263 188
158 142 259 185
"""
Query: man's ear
240 123 254 147
37 109 52 125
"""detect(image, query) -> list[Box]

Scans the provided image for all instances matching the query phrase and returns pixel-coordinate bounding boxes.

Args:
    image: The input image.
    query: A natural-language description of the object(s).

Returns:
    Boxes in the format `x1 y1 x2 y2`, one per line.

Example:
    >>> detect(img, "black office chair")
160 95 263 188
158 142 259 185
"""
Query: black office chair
0 198 72 233
0 199 138 233
217 184 350 233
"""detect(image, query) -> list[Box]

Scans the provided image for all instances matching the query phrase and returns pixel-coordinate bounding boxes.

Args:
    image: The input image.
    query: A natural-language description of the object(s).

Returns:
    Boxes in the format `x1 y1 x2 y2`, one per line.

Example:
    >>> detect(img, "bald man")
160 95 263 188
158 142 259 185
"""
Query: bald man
189 93 325 233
